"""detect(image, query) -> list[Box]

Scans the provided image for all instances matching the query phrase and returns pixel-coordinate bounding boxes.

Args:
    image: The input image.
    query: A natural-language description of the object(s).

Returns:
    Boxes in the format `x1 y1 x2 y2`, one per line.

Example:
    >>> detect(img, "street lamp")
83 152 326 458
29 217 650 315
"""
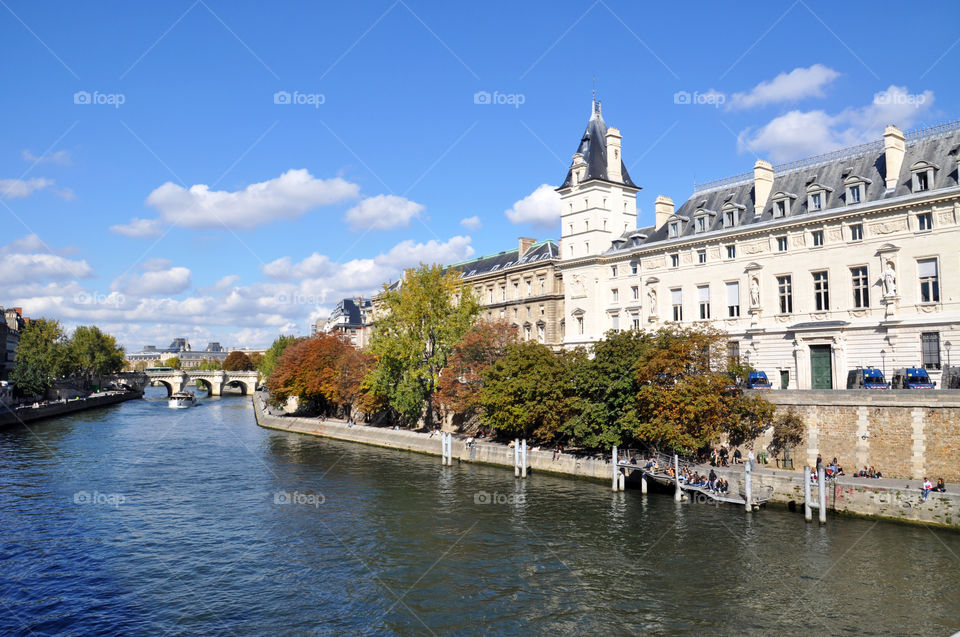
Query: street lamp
880 349 886 379
946 341 952 369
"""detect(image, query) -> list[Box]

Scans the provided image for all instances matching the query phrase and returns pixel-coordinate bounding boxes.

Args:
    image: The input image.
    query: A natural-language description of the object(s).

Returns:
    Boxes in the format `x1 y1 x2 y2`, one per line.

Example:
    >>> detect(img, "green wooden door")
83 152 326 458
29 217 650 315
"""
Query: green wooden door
810 345 833 389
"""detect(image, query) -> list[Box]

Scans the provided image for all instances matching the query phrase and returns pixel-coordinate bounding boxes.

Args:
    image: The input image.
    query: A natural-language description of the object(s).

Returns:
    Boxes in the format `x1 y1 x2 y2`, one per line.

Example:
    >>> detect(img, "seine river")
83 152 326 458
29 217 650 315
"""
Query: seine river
2 386 959 635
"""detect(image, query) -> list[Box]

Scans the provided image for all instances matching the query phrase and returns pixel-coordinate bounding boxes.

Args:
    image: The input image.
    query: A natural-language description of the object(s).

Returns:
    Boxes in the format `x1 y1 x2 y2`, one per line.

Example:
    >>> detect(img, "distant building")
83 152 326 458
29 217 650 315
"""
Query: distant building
1 307 27 382
127 338 236 369
316 298 373 348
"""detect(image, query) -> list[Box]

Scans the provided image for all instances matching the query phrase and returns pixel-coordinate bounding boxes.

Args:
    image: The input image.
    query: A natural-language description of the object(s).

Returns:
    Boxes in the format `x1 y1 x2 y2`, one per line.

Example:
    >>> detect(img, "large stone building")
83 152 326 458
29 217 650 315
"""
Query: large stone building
451 238 564 348
559 100 960 389
314 297 374 348
1 307 27 382
127 339 246 369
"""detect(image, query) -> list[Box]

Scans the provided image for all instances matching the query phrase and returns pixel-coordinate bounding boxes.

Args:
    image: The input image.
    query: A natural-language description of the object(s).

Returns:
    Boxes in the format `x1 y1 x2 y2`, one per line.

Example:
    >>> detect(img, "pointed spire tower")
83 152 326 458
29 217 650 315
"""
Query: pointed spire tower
557 98 640 260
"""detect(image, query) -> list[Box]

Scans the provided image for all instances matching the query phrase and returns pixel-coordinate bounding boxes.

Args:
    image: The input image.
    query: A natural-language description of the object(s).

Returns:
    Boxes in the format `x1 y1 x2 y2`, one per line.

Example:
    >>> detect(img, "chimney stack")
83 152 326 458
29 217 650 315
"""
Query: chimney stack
605 127 623 183
519 237 536 256
753 160 774 214
654 195 674 231
883 125 906 191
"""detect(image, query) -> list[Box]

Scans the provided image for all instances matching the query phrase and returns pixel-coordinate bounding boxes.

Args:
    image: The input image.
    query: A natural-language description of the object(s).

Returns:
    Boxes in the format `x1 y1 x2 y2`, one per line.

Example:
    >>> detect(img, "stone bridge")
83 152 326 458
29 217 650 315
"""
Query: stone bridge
107 370 260 396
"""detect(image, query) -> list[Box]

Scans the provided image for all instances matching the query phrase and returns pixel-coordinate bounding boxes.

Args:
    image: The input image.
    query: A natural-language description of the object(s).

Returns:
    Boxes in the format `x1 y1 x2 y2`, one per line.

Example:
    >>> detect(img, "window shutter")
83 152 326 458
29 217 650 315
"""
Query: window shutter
726 282 739 305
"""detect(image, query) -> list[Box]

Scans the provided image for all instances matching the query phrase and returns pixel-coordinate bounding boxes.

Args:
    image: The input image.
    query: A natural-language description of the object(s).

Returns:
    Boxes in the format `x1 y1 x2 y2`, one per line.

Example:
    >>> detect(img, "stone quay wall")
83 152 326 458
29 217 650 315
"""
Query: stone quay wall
756 390 960 483
0 390 143 428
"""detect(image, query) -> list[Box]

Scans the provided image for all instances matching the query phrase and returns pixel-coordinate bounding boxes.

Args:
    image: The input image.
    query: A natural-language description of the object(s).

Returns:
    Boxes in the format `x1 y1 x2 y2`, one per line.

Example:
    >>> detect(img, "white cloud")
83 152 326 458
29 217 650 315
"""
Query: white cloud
0 235 93 285
146 169 360 231
728 64 841 110
738 85 936 162
505 184 561 229
113 266 192 296
344 194 424 231
262 253 335 281
110 217 165 238
376 235 473 269
0 177 53 199
22 149 72 165
142 258 172 272
196 274 240 294
460 215 482 230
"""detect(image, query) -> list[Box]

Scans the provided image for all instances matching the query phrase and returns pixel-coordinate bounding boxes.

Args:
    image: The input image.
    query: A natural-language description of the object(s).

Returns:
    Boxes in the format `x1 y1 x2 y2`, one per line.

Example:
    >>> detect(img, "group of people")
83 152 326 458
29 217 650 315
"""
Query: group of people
680 468 730 494
921 477 947 500
708 446 756 467
853 466 883 478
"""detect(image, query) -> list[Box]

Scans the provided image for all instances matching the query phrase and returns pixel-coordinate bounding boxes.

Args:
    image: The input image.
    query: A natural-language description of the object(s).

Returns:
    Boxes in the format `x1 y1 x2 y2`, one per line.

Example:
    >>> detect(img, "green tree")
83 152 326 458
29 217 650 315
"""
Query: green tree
222 351 254 371
68 325 125 386
365 264 480 427
162 356 181 370
259 335 298 381
10 318 70 397
196 358 221 370
478 341 575 441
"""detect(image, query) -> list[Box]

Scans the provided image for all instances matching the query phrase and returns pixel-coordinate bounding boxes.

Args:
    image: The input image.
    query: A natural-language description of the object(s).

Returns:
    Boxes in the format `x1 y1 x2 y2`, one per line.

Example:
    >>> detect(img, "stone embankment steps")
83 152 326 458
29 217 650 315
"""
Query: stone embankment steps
253 392 960 529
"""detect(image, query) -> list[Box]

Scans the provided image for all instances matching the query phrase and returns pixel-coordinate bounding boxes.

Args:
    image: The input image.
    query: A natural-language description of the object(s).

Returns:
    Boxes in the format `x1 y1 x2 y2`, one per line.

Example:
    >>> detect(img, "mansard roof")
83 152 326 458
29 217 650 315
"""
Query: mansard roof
450 241 559 279
604 120 960 254
559 100 638 190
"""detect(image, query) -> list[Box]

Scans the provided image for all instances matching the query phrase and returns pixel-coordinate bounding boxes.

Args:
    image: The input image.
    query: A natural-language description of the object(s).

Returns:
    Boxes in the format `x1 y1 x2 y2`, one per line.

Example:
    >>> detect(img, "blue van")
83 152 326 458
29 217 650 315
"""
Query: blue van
846 367 888 389
891 367 935 389
747 371 772 389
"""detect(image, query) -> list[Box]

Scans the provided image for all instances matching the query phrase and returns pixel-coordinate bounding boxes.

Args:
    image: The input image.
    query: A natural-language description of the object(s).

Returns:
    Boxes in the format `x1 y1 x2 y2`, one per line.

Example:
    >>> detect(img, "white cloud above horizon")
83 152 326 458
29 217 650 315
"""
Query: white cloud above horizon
460 215 482 230
505 184 561 229
22 149 72 166
344 194 425 231
112 265 192 296
737 85 936 162
727 64 841 110
110 217 165 238
0 177 54 199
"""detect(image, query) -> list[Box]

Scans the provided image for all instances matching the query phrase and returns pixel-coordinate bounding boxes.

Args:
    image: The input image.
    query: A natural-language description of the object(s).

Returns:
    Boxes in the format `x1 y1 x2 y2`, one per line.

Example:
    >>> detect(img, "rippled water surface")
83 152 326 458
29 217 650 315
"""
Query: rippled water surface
1 386 959 635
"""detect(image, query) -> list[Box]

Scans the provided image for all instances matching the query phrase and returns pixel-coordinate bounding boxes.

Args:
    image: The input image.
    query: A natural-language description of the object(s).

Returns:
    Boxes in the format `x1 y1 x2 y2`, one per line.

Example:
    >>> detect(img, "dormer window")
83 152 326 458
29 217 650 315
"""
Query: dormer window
720 202 743 229
810 192 821 210
724 210 734 227
843 175 871 205
805 183 833 212
695 216 706 233
771 192 797 218
668 222 679 238
910 160 938 193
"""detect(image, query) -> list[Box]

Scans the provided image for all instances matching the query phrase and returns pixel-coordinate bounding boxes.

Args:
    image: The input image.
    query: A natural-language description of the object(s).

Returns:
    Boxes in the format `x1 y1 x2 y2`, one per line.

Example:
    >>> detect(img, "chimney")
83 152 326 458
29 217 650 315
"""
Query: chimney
883 125 905 190
753 160 774 214
605 127 622 183
654 195 674 231
519 237 536 256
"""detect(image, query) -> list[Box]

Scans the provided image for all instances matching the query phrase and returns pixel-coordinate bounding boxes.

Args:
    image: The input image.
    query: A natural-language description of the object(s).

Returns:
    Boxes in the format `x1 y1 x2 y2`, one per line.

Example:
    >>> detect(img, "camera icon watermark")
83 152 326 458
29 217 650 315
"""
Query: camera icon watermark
73 90 126 108
275 292 327 306
74 490 125 507
273 90 325 108
274 489 325 507
74 292 125 307
473 90 525 108
473 490 525 505
673 90 725 108
874 90 926 106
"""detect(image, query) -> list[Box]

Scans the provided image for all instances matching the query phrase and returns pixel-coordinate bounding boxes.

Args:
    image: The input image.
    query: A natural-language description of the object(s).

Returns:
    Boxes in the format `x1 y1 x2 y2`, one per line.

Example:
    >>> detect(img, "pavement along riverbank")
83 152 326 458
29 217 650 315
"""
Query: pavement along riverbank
0 389 143 428
253 391 960 529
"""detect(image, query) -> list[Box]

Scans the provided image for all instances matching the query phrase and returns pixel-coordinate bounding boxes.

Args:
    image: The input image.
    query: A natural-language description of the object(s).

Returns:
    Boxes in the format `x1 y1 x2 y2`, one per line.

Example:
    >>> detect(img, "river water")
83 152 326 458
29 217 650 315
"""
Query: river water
1 386 959 636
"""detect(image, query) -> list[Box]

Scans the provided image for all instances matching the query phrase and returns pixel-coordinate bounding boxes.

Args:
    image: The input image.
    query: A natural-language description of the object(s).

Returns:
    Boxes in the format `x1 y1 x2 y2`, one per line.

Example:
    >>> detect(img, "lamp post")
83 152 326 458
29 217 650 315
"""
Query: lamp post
880 349 886 379
946 341 952 369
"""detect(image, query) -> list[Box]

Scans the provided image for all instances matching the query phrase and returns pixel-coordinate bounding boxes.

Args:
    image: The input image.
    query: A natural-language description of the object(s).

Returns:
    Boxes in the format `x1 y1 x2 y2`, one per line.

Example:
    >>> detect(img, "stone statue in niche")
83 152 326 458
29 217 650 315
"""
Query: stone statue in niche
750 277 760 307
883 262 897 297
648 289 657 315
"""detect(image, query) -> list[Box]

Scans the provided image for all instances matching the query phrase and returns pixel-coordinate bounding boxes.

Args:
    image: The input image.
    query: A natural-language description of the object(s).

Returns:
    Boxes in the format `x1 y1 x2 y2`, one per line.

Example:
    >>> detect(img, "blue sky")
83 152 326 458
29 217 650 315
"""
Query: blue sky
2 0 957 350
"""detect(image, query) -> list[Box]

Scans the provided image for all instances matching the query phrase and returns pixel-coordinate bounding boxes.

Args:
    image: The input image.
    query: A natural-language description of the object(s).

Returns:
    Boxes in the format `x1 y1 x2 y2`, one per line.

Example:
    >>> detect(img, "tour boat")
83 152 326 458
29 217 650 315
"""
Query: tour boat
168 390 196 409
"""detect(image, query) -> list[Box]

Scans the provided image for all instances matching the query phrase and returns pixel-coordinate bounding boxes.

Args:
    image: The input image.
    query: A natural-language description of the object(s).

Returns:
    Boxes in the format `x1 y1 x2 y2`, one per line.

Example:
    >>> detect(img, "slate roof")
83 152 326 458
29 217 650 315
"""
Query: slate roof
330 297 372 326
604 120 960 255
449 241 559 279
560 101 638 190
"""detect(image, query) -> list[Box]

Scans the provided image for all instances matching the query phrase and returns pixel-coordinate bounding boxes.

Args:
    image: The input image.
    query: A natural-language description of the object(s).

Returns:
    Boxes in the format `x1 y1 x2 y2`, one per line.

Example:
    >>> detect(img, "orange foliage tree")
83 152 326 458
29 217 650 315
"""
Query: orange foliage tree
435 319 516 423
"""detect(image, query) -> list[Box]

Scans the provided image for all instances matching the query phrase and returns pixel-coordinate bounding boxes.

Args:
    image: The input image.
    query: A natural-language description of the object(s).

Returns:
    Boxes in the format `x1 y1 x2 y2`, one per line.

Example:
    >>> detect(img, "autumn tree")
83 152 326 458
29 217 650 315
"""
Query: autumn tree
162 357 181 370
259 335 298 381
267 333 372 416
365 264 479 427
10 318 71 397
436 319 516 424
68 325 125 386
222 351 254 371
248 352 263 369
478 341 576 441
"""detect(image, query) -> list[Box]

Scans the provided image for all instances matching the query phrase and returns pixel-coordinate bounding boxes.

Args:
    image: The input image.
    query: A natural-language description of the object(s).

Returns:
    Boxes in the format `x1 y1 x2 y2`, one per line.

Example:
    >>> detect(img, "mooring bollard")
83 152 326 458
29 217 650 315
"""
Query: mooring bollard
521 439 528 478
744 459 752 512
818 468 827 525
804 465 813 522
514 439 520 477
674 454 682 502
611 445 618 491
641 474 648 494
618 472 625 491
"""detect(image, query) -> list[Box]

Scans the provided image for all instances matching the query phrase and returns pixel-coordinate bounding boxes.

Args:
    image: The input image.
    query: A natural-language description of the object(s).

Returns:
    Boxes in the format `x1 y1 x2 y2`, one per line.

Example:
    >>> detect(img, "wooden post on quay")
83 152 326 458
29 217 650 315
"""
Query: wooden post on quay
514 439 520 477
674 454 682 502
641 474 648 494
818 468 827 524
744 458 752 512
804 465 813 522
611 446 618 492
521 439 528 479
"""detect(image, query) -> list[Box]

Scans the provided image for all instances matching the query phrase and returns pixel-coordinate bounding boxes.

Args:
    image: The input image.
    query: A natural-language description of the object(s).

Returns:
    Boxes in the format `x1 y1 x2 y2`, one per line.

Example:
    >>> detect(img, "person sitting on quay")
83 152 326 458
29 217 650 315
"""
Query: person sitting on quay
921 477 933 501
935 478 947 493
719 447 729 467
732 448 742 464
708 469 718 492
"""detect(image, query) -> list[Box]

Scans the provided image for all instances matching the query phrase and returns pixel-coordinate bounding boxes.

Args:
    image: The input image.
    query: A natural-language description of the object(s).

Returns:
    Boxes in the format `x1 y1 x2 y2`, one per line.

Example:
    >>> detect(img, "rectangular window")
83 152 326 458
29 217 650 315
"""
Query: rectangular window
726 245 736 259
850 223 863 241
813 271 829 311
778 275 793 314
611 265 618 277
919 258 940 303
631 285 639 300
526 280 532 296
698 285 710 320
918 212 932 231
726 281 740 317
777 236 788 252
539 278 545 294
611 288 619 303
851 266 869 309
811 192 822 210
849 185 861 203
695 217 705 233
669 222 679 238
697 249 707 264
670 254 679 268
513 282 519 298
775 200 786 217
727 341 740 366
611 314 620 332
630 262 638 275
577 316 584 334
488 289 493 303
922 332 941 369
671 288 683 321
724 211 734 228
501 287 506 302
812 230 824 247
917 172 930 191
631 316 640 330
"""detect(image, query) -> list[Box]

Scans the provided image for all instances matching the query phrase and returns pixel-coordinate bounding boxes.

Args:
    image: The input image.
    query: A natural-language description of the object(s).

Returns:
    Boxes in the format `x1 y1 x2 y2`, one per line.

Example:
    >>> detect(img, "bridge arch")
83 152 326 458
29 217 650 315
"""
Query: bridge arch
151 379 174 397
194 378 215 396
223 379 250 396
